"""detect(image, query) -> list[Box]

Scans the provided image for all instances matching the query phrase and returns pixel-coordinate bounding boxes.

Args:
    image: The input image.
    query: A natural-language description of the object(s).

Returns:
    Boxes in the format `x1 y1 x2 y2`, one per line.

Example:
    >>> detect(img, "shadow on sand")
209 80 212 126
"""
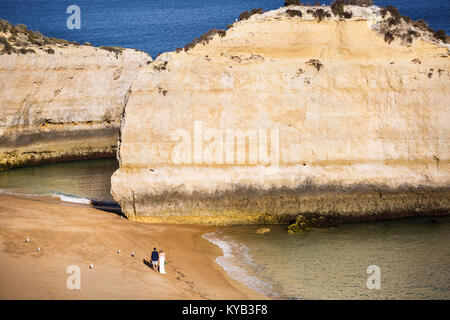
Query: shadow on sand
91 199 125 217
143 259 158 271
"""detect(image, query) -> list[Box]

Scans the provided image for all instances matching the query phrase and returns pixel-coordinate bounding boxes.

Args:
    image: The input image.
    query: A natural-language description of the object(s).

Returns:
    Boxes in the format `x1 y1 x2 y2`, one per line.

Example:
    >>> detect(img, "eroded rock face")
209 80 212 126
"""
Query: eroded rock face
112 6 450 225
0 25 151 169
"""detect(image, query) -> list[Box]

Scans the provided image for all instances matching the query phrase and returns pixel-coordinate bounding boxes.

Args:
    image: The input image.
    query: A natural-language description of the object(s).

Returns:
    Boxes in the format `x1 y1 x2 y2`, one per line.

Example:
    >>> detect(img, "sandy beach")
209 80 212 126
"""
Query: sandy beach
0 194 267 299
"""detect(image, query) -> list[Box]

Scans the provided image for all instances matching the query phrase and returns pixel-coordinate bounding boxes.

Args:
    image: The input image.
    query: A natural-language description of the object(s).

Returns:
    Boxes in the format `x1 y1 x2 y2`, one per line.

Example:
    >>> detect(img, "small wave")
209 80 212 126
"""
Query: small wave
0 189 55 199
202 231 277 298
57 192 92 204
0 189 92 204
0 188 122 214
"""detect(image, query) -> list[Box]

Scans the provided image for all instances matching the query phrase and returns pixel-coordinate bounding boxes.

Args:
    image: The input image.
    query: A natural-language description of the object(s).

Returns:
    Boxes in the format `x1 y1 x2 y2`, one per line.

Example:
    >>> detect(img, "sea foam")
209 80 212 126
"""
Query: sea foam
202 231 277 298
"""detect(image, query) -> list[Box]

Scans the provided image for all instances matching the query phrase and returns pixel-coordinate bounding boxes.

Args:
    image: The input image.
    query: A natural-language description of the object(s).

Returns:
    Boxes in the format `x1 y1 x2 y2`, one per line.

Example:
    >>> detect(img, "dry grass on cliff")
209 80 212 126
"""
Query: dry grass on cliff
0 19 128 56
180 5 266 52
99 46 125 58
283 3 448 45
142 3 448 56
182 28 227 52
0 19 82 55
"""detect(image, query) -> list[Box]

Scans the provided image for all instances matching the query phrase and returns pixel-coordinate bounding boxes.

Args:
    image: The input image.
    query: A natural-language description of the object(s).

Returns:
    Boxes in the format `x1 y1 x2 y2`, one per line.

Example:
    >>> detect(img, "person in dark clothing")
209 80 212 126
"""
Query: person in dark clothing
151 248 159 272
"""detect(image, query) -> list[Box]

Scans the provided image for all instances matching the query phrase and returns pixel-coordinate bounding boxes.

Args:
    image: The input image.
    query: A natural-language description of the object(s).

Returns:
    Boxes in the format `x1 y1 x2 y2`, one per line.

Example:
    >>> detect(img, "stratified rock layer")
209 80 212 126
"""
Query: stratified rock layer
112 6 450 225
0 25 151 169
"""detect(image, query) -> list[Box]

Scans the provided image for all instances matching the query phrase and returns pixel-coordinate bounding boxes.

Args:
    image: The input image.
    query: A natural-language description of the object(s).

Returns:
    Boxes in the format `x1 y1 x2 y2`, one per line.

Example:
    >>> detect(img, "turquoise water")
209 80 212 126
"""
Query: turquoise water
205 219 450 300
0 159 118 202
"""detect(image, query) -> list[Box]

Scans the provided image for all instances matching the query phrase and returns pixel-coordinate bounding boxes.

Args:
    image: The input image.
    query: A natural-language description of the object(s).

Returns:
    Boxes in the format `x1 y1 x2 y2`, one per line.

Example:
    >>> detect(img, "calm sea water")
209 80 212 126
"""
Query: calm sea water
0 159 118 202
205 220 450 299
0 0 449 58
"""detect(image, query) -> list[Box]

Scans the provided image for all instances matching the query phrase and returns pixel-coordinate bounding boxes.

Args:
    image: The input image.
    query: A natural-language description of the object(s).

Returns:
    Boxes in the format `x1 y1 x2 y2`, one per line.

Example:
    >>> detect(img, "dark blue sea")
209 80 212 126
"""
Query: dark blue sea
0 0 449 58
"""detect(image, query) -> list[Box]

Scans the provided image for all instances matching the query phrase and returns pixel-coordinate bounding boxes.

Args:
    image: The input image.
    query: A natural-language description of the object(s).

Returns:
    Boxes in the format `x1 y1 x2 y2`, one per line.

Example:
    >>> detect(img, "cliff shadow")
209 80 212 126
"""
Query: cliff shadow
91 200 125 217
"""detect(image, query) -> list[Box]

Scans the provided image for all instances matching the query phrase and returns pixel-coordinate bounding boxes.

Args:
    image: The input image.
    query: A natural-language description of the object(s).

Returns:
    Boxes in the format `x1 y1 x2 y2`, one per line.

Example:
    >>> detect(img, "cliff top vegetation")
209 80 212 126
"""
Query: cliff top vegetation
0 19 129 56
0 19 82 55
177 3 448 55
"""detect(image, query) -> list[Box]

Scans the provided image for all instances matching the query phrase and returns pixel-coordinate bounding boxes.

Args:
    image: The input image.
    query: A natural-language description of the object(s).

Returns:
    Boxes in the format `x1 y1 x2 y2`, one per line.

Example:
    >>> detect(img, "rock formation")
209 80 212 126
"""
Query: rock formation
0 21 151 169
112 5 450 225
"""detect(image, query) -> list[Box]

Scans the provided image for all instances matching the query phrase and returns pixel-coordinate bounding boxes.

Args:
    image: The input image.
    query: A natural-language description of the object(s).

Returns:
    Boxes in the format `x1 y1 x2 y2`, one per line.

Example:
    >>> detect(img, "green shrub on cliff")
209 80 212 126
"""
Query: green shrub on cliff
434 30 447 43
0 36 15 54
401 29 420 44
381 5 400 19
378 5 447 45
238 8 264 21
18 47 35 54
331 1 344 17
384 31 394 44
1 36 36 54
336 0 373 6
381 5 402 26
16 23 27 30
153 61 168 71
413 19 428 30
184 28 226 52
0 20 9 33
100 46 124 58
307 8 331 22
286 9 303 18
284 0 302 6
306 58 323 71
330 0 353 19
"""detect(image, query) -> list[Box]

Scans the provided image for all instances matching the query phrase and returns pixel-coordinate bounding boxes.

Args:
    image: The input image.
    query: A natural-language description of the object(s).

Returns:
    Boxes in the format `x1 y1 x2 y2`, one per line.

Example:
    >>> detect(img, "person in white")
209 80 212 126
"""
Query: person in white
159 249 166 274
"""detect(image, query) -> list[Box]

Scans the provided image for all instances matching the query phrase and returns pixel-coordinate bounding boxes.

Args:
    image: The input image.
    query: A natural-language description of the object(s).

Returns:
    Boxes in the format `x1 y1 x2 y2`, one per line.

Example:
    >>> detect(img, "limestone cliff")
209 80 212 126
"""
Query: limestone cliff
0 21 151 169
111 5 450 225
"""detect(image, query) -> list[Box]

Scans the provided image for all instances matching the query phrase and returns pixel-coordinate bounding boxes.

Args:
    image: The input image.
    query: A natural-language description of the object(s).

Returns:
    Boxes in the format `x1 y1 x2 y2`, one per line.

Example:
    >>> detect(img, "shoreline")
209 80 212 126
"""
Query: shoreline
0 194 267 299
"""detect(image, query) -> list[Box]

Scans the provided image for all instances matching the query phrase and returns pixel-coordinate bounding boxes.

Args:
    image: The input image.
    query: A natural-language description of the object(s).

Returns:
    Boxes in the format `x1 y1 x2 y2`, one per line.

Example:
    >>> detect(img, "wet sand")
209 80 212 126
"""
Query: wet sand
0 195 267 299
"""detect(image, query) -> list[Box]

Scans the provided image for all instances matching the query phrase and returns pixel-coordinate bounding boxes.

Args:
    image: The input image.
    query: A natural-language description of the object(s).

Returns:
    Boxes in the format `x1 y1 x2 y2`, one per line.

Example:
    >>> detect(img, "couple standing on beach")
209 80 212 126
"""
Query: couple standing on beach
151 248 166 274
